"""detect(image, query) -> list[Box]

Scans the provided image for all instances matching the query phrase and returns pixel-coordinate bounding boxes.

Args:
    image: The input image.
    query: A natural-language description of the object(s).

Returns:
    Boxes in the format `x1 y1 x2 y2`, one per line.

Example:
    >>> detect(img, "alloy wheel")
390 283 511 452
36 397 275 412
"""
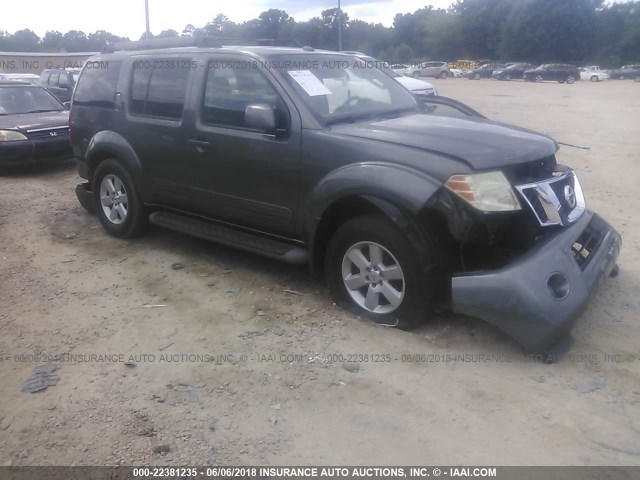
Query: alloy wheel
100 174 129 225
341 241 405 314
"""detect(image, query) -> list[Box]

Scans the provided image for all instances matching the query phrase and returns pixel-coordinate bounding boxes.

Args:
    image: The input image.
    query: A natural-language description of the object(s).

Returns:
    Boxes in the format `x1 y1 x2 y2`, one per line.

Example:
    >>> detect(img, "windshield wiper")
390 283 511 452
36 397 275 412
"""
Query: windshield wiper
325 113 376 126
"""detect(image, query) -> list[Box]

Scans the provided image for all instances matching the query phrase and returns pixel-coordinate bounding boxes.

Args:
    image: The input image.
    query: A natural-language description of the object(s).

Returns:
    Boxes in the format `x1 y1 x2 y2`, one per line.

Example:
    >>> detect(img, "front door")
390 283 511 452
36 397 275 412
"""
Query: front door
188 56 301 238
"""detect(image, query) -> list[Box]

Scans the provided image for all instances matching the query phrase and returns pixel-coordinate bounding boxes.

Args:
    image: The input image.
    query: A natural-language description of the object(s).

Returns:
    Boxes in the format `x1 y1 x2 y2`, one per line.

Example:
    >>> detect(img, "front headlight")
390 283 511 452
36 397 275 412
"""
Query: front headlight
445 171 521 212
0 130 28 142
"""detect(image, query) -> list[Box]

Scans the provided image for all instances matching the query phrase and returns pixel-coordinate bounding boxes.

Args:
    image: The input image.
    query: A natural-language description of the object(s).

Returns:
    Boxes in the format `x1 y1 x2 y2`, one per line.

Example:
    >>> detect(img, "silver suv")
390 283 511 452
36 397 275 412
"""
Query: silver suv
406 61 451 79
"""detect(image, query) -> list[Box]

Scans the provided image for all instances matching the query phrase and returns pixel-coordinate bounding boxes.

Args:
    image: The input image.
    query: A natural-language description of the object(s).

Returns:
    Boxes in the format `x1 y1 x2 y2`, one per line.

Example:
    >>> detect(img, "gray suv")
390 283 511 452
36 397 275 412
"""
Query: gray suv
70 38 620 354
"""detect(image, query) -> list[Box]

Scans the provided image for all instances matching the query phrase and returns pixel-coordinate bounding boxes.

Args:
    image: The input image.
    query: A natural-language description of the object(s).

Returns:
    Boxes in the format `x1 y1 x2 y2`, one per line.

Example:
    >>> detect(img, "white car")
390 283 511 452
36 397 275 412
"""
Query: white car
0 73 40 83
390 64 410 75
449 68 463 78
580 66 610 82
347 52 438 98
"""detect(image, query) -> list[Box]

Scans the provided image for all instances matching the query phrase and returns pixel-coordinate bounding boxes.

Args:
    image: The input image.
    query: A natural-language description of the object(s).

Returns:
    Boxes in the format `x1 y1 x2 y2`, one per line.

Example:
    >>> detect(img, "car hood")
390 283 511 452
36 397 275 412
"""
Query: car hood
395 76 435 91
0 111 69 132
330 113 558 172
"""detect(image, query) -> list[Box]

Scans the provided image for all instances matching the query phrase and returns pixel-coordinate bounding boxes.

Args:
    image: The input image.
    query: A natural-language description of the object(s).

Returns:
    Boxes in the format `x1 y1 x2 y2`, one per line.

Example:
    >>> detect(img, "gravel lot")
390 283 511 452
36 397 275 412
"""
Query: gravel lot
1 78 639 466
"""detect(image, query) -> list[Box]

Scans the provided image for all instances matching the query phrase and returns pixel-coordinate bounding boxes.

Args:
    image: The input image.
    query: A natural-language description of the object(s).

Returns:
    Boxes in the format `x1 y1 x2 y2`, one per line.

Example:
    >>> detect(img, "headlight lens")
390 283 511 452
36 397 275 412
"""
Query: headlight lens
445 171 521 212
0 130 28 142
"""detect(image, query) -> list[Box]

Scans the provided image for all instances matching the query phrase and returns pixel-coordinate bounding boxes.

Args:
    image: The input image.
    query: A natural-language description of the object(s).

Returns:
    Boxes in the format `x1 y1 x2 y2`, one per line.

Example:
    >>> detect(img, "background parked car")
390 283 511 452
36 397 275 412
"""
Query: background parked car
0 80 71 168
607 65 640 80
350 54 438 98
580 66 609 82
405 61 451 79
524 64 581 83
492 63 536 80
0 73 41 83
464 63 511 80
390 64 410 75
39 68 81 103
449 68 463 78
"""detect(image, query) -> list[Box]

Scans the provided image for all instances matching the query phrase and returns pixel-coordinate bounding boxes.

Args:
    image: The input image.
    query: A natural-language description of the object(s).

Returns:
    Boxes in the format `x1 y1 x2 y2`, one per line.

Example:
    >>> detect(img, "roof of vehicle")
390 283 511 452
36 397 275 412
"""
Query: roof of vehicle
96 44 346 61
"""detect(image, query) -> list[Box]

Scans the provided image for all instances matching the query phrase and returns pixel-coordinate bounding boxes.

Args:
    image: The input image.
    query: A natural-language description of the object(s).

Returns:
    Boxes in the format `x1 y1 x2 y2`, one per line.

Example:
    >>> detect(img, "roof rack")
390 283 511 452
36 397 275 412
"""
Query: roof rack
102 35 222 53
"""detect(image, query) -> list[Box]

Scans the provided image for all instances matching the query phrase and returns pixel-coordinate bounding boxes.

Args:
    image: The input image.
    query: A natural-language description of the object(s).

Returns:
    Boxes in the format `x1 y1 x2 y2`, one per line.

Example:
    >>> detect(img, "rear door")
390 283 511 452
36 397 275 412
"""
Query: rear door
122 55 197 209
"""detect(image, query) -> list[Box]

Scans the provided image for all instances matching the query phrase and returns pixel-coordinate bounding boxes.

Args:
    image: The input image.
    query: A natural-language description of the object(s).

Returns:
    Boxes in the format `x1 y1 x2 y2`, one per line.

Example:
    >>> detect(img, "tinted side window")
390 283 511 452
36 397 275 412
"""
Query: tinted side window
59 73 69 88
129 59 190 119
48 72 59 87
130 64 152 115
202 61 279 129
74 60 122 108
40 71 51 85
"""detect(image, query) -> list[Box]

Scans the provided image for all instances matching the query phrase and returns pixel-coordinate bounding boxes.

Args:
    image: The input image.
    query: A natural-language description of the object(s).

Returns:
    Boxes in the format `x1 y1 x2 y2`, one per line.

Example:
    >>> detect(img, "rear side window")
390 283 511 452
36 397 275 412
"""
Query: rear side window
59 73 69 88
73 60 122 108
48 72 59 87
40 71 51 85
129 58 190 119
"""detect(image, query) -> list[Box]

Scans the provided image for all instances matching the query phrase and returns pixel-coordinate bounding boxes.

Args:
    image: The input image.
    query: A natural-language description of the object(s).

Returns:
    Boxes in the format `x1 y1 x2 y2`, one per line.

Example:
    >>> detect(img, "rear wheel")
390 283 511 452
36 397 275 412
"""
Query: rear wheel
566 75 576 84
474 73 481 80
535 75 544 83
325 215 439 329
440 71 449 79
93 159 148 238
411 71 421 79
590 75 599 82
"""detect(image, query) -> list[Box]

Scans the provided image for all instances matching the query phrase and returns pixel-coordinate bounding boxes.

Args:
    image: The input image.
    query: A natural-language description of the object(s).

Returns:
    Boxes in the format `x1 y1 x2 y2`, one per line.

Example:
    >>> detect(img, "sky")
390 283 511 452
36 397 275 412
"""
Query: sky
2 0 455 39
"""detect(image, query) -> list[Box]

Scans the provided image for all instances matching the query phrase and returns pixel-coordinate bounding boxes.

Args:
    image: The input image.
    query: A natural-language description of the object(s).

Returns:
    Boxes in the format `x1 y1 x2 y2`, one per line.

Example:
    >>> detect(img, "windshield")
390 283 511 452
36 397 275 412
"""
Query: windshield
0 85 64 115
271 54 420 126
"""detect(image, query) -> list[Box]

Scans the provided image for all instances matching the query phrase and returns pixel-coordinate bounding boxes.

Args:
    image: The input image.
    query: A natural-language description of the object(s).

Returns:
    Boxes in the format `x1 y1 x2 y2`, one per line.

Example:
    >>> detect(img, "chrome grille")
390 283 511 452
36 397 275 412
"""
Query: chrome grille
26 126 69 140
515 170 586 227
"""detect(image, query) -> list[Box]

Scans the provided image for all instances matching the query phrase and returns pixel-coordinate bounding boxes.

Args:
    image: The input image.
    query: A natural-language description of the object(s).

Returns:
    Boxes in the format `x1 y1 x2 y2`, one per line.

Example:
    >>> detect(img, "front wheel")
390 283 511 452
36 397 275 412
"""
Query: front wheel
440 71 449 79
535 75 544 83
93 159 148 238
325 215 437 329
591 75 599 82
566 75 576 84
411 71 421 79
474 73 481 80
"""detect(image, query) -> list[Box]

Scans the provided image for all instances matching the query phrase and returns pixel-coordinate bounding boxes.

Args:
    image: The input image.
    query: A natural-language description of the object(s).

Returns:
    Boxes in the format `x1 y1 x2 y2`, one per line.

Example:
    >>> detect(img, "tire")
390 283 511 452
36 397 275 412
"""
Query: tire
566 75 575 84
440 71 449 79
325 214 439 329
93 158 148 238
535 75 544 83
411 71 421 79
590 75 599 82
505 73 511 81
474 73 481 80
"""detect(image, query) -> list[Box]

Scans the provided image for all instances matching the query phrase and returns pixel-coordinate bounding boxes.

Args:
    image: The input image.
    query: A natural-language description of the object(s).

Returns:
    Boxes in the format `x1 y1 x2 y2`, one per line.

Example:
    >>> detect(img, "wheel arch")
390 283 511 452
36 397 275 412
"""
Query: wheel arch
86 131 147 199
306 163 444 275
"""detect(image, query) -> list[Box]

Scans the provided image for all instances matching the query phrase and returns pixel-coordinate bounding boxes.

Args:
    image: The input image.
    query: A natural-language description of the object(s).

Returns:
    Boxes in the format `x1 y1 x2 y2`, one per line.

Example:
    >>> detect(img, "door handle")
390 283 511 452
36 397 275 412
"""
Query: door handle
187 139 211 151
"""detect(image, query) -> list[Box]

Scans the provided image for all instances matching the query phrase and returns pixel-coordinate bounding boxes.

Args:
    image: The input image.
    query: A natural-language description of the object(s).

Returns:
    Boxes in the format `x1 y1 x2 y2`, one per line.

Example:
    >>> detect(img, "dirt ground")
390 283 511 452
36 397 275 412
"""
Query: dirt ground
1 78 639 467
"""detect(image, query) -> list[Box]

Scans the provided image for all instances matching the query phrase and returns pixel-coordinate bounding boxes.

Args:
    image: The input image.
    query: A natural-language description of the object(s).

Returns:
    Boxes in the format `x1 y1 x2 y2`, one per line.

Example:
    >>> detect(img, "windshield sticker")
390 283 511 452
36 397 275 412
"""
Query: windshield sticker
287 70 332 96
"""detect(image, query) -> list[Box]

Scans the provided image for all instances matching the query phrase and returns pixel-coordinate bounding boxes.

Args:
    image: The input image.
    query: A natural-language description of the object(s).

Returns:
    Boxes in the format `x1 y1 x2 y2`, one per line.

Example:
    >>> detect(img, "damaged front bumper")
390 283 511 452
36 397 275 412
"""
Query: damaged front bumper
451 211 621 352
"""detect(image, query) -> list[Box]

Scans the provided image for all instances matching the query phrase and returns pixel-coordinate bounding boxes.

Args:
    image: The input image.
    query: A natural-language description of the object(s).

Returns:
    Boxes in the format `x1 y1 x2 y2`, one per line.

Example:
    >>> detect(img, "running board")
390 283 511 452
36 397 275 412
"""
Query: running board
149 212 309 265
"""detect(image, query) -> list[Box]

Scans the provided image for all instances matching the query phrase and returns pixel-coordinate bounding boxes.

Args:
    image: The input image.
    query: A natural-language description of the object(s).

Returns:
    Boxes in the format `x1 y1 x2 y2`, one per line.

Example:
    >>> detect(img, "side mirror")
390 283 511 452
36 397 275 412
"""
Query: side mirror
245 104 277 133
63 101 71 110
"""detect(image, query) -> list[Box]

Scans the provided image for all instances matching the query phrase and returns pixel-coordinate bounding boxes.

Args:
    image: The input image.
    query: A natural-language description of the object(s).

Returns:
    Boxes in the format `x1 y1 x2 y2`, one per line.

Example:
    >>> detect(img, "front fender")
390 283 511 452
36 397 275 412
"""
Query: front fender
86 131 147 197
305 162 441 243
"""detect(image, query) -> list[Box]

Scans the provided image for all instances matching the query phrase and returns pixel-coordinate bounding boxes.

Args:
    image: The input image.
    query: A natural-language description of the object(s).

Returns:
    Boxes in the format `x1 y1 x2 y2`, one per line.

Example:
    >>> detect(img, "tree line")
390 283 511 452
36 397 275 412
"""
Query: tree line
1 0 639 67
